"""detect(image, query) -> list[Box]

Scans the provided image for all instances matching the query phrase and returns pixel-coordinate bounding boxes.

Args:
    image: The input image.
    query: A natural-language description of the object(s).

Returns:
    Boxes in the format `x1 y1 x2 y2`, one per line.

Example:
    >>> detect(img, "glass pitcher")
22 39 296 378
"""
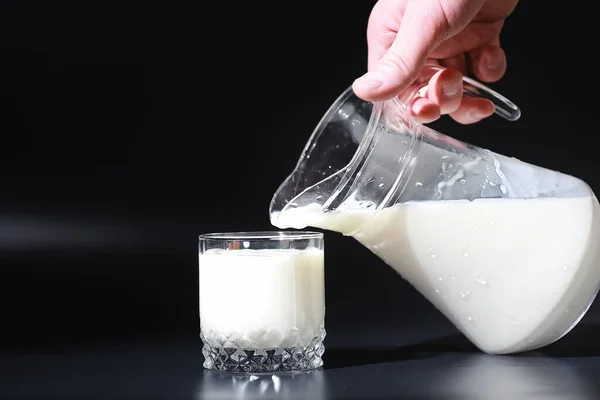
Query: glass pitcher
269 65 600 355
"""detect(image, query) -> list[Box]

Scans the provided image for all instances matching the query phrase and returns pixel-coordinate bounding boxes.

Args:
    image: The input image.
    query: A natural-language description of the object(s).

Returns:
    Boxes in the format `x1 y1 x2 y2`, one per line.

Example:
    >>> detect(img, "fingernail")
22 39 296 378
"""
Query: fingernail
354 71 385 91
442 79 462 98
485 52 503 70
470 111 488 120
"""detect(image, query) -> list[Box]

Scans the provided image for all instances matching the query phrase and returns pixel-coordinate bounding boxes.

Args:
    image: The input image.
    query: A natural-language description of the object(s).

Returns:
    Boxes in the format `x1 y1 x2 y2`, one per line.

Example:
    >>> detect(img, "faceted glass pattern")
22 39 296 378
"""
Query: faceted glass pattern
201 327 326 373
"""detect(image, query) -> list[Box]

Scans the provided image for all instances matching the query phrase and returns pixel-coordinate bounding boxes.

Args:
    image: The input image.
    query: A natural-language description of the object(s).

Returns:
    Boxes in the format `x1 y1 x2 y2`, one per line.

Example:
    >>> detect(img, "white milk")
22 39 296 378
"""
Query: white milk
272 195 600 354
199 248 325 349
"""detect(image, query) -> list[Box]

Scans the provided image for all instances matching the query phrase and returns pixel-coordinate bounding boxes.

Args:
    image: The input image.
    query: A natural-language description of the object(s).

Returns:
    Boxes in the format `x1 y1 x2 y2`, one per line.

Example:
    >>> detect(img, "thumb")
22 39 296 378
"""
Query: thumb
353 0 484 101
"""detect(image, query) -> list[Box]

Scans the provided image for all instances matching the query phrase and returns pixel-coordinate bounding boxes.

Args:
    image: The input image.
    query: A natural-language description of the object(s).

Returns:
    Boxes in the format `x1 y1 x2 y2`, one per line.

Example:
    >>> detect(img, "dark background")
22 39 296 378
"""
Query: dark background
0 1 599 398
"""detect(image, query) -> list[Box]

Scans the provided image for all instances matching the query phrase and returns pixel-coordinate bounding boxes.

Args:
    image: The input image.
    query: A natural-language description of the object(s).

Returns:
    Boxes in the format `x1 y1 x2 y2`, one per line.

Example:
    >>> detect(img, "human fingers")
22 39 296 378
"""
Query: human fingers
422 67 464 115
449 96 495 124
430 20 503 59
440 54 468 75
354 0 486 102
410 97 441 124
467 41 507 82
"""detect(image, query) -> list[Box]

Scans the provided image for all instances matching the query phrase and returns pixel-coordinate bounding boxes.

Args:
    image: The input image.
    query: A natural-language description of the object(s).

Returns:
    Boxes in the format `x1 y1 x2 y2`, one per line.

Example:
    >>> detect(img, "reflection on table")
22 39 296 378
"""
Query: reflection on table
436 353 595 400
197 369 327 400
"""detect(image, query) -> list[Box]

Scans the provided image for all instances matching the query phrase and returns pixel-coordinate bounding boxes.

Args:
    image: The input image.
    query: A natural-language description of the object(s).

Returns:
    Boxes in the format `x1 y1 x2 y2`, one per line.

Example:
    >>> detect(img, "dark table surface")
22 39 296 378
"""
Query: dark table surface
3 322 600 400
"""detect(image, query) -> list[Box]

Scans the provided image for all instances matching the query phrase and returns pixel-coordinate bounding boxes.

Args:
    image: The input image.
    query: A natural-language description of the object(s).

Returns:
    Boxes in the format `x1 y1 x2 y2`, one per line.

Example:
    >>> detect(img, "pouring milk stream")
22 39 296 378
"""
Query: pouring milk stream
269 66 600 355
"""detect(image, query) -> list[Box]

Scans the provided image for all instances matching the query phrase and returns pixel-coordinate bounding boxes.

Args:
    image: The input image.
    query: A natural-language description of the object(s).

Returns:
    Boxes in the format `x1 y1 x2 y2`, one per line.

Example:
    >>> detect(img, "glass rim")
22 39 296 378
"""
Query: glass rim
198 231 323 241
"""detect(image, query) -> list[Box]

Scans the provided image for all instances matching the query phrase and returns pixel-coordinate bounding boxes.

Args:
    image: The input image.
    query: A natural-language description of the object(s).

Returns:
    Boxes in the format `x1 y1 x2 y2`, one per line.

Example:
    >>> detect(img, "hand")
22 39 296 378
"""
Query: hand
352 0 518 124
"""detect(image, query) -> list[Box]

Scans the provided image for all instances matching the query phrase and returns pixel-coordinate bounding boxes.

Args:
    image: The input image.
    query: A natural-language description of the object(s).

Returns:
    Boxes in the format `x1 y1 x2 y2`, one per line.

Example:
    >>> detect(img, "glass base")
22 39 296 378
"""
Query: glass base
201 328 326 373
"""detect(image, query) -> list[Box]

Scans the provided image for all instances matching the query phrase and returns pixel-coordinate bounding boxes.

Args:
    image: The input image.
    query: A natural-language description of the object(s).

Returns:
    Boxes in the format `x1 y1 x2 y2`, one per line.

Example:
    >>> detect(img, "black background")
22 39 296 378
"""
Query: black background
1 1 600 399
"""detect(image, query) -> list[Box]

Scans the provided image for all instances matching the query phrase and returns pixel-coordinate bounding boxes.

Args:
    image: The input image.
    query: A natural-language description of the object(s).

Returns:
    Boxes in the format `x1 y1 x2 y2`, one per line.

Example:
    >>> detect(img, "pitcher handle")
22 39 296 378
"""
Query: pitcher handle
396 64 521 122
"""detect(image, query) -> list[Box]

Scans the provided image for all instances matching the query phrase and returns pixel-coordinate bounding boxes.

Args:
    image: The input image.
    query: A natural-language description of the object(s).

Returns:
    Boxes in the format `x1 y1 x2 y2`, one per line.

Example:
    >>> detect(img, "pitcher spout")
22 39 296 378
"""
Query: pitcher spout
269 86 380 228
269 82 426 234
269 166 347 228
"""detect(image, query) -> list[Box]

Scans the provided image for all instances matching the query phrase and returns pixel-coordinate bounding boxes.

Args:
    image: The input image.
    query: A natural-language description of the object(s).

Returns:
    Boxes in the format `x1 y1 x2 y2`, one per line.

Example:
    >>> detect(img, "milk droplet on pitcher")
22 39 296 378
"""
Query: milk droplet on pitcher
475 278 489 287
